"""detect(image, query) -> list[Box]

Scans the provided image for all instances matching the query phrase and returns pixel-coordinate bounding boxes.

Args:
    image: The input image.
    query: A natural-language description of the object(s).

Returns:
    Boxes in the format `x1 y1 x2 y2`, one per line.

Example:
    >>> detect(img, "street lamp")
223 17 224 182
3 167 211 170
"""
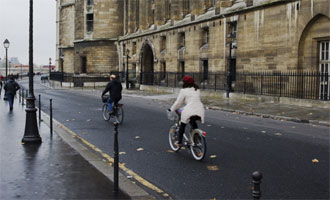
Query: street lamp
3 39 10 100
126 49 130 89
49 57 52 81
22 0 42 144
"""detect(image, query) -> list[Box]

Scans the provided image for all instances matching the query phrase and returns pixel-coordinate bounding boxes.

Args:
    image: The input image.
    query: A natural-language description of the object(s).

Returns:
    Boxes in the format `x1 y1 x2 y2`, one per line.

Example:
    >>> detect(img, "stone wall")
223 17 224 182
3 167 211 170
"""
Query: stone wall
74 41 118 74
120 0 330 75
57 0 330 80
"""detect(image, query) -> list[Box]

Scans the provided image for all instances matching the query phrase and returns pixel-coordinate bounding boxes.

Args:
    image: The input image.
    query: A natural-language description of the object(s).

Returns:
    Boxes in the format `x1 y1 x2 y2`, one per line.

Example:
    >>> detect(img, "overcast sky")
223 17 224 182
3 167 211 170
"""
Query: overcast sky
0 0 56 66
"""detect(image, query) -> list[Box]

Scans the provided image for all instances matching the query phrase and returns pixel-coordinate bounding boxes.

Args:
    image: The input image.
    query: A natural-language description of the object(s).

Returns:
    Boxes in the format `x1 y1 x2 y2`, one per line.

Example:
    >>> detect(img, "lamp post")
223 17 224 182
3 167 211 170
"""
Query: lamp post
20 64 23 79
22 0 42 144
8 61 11 75
49 57 51 81
3 39 10 100
3 39 9 81
126 49 130 89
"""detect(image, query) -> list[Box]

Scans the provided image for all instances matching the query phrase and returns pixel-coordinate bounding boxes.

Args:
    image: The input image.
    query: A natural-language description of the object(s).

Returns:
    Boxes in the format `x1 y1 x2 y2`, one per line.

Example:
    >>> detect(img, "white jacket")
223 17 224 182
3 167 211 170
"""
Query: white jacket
170 87 205 124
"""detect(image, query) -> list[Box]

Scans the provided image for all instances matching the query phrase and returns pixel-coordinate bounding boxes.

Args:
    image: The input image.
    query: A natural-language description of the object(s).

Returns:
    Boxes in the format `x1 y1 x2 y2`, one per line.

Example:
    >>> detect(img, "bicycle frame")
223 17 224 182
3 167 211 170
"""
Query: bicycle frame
168 110 207 161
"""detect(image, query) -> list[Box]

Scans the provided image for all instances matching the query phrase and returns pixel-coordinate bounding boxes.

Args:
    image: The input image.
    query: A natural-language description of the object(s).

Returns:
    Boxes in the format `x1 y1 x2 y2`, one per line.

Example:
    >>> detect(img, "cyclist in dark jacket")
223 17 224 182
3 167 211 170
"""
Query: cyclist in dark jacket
4 76 20 111
102 74 122 112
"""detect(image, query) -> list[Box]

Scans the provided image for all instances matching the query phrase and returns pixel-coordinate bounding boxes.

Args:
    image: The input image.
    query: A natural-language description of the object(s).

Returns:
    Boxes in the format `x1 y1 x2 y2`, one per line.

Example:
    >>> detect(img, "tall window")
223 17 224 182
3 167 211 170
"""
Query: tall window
202 28 209 45
86 14 94 32
229 21 237 39
132 42 137 55
87 0 94 6
161 36 166 51
319 41 330 100
179 32 185 48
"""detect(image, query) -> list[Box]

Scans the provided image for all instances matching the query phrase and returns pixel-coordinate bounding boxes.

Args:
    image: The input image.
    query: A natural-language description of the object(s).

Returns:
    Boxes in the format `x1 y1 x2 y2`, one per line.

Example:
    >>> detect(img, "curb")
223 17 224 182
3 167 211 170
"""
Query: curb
208 106 330 127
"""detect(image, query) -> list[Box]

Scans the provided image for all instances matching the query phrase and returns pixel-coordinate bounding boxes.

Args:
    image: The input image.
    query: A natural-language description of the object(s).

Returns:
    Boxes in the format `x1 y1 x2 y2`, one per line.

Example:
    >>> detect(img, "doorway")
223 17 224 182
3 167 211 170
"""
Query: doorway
81 56 87 73
141 44 154 85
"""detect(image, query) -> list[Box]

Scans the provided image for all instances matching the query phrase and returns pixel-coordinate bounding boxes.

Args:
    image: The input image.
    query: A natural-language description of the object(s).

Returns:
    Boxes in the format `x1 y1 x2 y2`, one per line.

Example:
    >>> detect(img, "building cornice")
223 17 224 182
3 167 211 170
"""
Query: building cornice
74 38 118 44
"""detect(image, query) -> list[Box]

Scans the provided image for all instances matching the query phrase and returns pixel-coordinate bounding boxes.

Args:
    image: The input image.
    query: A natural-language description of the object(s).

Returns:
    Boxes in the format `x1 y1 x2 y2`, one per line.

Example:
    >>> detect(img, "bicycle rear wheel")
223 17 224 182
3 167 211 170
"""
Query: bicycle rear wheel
169 125 180 152
114 106 124 124
190 133 206 161
102 104 110 121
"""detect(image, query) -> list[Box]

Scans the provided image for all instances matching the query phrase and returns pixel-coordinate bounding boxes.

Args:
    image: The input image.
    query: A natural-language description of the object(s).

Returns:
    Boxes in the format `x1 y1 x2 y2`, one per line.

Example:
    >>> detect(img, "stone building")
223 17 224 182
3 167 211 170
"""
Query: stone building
56 0 329 97
56 0 123 76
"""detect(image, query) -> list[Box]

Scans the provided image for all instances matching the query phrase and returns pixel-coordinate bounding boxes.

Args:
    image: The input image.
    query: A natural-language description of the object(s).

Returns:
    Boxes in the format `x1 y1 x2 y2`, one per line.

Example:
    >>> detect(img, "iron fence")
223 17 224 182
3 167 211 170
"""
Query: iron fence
137 71 329 101
50 71 329 100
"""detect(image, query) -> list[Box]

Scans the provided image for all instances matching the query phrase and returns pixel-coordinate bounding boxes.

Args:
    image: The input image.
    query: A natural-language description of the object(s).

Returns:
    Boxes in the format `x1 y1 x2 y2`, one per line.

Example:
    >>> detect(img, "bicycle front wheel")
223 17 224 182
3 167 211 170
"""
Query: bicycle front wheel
190 133 206 161
169 125 180 152
102 104 110 121
114 106 124 124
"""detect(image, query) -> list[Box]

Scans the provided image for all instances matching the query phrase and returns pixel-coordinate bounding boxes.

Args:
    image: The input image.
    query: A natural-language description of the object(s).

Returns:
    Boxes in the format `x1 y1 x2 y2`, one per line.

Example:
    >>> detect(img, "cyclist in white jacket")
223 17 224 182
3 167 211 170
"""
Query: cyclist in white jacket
170 75 205 147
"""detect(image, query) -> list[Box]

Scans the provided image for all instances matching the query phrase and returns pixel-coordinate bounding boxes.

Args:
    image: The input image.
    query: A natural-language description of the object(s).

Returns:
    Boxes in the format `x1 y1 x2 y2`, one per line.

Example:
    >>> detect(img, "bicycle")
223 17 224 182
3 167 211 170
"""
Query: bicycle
102 95 124 124
167 109 207 161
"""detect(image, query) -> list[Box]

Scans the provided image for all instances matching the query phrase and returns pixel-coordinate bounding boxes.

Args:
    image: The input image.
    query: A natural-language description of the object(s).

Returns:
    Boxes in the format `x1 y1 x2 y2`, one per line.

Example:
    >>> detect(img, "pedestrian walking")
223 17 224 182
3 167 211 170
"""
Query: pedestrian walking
4 76 20 111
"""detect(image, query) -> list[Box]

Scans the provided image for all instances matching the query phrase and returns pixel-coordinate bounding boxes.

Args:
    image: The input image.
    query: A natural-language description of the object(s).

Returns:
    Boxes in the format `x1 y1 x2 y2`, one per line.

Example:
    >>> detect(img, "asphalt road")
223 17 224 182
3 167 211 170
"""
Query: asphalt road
20 78 329 199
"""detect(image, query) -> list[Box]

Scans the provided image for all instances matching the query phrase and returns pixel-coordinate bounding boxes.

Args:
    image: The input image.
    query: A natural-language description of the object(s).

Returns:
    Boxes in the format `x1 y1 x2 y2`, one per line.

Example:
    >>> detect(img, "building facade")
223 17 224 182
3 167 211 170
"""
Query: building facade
56 0 123 75
56 0 329 98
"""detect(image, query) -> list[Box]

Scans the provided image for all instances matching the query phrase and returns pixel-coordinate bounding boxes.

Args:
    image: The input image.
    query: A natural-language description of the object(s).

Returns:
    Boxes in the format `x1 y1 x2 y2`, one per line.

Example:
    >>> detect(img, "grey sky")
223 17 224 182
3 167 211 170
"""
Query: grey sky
0 0 56 66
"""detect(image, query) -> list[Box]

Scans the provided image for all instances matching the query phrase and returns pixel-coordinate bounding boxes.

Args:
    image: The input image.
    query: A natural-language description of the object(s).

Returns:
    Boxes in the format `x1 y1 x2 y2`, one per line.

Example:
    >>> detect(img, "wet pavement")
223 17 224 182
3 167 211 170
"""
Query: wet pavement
0 96 130 199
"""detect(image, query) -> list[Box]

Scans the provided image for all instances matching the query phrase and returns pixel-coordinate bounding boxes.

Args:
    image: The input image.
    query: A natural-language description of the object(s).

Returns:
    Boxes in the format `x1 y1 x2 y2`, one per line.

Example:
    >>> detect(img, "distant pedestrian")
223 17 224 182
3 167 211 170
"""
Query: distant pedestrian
4 76 20 111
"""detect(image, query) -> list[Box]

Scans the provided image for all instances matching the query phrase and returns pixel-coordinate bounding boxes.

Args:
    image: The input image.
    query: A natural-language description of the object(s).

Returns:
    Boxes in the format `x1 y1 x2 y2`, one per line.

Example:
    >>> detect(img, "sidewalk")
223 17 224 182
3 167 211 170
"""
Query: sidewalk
0 96 130 199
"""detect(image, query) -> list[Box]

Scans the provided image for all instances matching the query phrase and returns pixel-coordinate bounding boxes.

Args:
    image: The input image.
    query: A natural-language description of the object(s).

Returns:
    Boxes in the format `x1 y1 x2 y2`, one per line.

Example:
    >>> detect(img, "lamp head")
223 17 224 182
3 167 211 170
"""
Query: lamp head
3 39 10 49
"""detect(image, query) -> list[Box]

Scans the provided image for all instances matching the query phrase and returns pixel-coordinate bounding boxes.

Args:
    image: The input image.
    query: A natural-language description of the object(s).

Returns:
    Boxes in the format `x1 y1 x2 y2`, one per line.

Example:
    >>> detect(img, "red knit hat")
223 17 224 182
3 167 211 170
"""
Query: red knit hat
182 75 194 85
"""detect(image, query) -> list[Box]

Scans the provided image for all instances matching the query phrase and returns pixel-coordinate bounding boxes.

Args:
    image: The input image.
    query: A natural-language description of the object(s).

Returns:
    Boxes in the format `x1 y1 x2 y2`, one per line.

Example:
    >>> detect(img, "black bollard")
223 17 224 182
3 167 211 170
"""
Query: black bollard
113 122 119 193
252 171 263 199
25 89 28 102
50 99 53 135
21 89 25 105
19 89 21 104
38 94 42 123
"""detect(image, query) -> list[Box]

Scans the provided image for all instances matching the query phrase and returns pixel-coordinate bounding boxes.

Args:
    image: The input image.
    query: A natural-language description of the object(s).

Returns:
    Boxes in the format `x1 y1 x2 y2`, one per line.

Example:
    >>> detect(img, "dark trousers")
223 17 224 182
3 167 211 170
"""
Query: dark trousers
177 116 200 144
7 93 15 110
106 97 120 111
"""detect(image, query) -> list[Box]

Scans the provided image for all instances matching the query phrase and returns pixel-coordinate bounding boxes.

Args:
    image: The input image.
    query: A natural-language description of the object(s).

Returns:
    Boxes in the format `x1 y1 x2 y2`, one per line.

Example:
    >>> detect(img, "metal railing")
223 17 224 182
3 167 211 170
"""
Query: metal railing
50 71 329 100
